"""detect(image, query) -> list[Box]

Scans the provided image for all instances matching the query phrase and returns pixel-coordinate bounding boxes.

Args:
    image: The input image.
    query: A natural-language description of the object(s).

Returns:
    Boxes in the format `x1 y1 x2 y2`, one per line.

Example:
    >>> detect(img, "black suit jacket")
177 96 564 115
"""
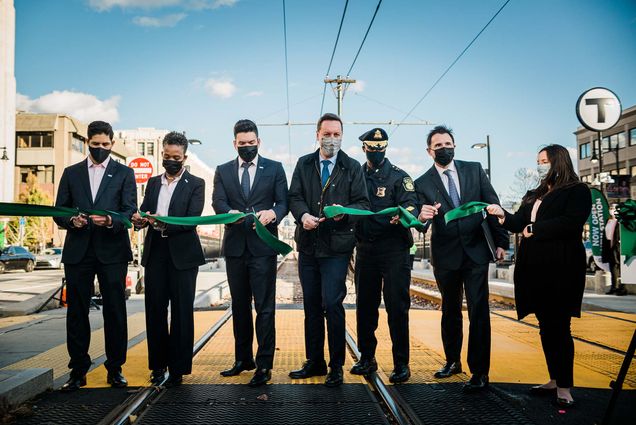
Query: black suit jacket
54 158 137 265
414 160 508 270
212 155 289 257
139 170 206 270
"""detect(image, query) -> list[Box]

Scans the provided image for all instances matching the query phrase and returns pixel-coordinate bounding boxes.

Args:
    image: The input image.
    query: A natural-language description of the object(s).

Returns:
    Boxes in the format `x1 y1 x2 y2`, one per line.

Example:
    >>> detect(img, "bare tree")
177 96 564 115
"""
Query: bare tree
503 167 539 206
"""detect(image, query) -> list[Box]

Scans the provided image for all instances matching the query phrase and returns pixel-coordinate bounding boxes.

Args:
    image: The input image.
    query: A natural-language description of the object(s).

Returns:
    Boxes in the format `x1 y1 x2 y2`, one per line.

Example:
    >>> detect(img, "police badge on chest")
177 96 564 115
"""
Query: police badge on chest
376 187 386 197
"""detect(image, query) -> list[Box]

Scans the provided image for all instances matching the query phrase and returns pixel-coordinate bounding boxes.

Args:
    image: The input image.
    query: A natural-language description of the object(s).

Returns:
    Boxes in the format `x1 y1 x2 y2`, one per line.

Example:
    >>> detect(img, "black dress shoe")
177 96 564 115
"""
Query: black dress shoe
150 369 167 385
164 374 183 388
389 365 411 384
554 397 575 408
462 374 489 393
434 361 462 378
529 385 556 396
220 360 256 377
324 367 344 388
60 375 86 392
350 358 378 376
289 360 328 379
248 369 272 387
107 371 128 388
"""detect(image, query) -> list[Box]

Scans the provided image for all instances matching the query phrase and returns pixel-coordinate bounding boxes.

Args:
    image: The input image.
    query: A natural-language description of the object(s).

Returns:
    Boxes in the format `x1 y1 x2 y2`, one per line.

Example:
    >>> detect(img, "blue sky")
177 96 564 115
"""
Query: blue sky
14 0 636 197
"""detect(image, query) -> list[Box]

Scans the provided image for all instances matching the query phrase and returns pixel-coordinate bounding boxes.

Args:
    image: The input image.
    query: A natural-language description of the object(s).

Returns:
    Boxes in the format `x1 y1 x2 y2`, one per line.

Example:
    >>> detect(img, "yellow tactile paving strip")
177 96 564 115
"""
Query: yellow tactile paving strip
346 310 635 389
188 309 366 385
85 310 225 388
2 312 147 382
0 314 44 330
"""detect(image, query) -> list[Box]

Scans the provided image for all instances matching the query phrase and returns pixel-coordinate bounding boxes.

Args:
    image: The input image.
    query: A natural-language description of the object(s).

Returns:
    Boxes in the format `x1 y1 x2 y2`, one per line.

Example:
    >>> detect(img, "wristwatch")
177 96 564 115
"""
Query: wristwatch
527 224 533 234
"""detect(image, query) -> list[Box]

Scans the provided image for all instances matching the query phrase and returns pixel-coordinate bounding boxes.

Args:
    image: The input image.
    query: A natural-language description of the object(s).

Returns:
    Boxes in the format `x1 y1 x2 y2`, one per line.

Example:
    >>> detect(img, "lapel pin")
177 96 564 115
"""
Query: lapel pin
107 174 113 177
185 179 189 183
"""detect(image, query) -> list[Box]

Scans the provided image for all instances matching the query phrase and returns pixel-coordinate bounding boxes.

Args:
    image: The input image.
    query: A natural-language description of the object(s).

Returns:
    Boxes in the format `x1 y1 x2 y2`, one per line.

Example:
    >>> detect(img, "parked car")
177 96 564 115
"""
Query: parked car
0 246 37 273
35 247 63 270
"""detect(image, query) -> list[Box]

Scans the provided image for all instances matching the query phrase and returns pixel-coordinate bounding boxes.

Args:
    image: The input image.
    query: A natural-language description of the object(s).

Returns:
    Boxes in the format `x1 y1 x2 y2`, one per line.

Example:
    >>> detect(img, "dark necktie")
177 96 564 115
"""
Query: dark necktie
241 162 252 198
321 160 331 187
444 169 460 208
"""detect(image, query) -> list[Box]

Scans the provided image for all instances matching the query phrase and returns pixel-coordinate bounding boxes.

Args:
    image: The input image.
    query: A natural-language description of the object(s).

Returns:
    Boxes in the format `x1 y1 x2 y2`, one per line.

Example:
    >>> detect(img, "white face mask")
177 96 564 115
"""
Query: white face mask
537 163 551 179
320 137 342 157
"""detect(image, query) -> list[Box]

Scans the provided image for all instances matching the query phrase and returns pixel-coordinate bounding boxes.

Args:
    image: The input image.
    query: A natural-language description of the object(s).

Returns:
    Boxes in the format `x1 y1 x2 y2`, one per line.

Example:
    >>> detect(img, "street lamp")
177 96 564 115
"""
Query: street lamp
188 139 202 145
471 135 491 180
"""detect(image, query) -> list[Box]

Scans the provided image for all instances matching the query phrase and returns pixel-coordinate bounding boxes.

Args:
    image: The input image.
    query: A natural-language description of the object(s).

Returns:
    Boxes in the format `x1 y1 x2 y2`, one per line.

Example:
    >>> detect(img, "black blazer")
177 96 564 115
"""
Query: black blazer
414 160 508 270
212 156 289 257
502 183 591 319
139 170 206 270
54 158 137 265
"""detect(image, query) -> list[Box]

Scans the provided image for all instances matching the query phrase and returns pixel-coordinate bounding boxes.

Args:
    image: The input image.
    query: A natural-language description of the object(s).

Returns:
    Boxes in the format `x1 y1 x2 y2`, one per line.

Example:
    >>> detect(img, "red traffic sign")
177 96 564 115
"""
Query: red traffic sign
127 157 154 184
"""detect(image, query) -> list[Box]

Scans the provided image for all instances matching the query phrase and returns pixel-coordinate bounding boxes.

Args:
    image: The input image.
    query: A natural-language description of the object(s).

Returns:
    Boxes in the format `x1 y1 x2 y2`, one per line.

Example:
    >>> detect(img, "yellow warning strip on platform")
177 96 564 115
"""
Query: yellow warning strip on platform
1 312 146 382
85 310 225 388
188 309 366 385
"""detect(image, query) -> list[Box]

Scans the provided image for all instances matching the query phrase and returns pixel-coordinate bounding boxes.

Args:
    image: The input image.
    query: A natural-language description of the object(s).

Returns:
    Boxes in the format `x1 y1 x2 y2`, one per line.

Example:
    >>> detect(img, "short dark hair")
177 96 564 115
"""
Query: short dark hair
87 121 114 140
162 131 189 153
317 113 343 132
234 119 259 137
426 125 454 147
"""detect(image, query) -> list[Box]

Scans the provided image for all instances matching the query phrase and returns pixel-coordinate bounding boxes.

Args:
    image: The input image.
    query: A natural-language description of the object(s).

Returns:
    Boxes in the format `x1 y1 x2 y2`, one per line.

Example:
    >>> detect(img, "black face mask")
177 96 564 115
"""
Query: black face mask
434 147 454 167
89 146 111 164
163 159 183 176
238 145 258 162
366 151 385 167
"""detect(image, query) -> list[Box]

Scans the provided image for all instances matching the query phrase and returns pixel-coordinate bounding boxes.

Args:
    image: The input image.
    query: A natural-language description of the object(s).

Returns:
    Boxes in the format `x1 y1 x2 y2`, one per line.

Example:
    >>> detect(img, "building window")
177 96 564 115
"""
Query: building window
579 143 590 159
71 134 85 153
137 142 145 155
631 165 636 177
16 132 54 148
602 136 610 152
630 128 636 146
617 132 626 149
146 142 154 156
19 165 54 184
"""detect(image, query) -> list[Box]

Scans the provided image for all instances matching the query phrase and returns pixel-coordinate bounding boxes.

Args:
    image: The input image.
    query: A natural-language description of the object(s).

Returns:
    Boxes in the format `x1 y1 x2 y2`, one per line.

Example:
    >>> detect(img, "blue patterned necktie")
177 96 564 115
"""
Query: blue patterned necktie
321 159 331 187
444 169 460 208
241 162 252 198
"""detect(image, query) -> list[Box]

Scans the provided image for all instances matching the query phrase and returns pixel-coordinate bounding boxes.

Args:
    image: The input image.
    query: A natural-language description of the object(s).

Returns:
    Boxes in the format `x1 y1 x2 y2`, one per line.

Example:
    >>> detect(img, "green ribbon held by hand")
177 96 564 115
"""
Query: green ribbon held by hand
444 201 490 224
322 205 425 231
140 211 293 256
0 202 132 229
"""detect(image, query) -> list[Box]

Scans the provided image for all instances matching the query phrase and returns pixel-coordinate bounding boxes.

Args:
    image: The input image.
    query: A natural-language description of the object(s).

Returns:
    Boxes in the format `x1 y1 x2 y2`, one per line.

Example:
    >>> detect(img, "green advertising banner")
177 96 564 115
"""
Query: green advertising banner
587 188 610 272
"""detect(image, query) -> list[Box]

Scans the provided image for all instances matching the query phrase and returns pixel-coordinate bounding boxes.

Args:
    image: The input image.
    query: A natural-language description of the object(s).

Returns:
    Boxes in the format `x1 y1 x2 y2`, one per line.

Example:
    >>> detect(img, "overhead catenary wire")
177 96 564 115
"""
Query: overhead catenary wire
346 0 383 76
320 0 349 116
391 0 512 135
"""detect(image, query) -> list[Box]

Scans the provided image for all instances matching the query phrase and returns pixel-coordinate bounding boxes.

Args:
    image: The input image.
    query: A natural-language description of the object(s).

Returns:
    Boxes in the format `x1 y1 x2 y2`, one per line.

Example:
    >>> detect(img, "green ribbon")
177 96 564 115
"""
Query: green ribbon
444 201 490 224
322 205 425 231
140 211 293 256
0 202 132 229
617 200 636 264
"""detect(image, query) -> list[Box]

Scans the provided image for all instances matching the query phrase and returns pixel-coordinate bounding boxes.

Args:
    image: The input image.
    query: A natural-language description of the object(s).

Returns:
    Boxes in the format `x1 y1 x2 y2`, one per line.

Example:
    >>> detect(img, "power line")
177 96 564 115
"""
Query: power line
346 0 382 76
391 0 512 135
320 0 349 116
282 0 292 169
353 92 427 122
256 93 322 122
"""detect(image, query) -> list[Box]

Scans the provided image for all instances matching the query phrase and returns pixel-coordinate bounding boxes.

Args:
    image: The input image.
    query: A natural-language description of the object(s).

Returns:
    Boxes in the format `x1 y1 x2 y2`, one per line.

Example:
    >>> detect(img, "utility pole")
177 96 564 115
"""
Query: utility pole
324 75 356 116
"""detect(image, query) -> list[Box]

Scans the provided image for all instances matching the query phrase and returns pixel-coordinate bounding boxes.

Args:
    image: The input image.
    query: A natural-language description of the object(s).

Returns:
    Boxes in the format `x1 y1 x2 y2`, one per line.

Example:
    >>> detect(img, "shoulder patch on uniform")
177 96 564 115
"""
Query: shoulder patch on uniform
403 176 415 191
392 165 402 172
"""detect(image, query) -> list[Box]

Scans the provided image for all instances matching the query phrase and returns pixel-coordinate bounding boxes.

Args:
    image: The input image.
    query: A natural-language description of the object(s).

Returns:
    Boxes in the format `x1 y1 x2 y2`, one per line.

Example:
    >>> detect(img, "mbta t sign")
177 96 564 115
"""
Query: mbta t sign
576 87 622 132
127 157 154 184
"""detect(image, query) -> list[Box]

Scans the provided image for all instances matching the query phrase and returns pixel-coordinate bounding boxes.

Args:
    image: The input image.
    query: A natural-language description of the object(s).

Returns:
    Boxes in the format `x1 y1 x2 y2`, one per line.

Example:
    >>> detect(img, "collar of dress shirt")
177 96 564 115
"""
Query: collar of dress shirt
161 167 185 185
87 154 111 169
434 160 457 178
238 154 259 168
318 151 338 166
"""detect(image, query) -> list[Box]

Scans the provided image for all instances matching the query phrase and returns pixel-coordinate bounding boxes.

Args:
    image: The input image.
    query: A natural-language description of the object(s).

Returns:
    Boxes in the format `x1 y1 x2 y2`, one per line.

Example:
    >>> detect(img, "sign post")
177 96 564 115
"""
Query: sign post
127 157 154 294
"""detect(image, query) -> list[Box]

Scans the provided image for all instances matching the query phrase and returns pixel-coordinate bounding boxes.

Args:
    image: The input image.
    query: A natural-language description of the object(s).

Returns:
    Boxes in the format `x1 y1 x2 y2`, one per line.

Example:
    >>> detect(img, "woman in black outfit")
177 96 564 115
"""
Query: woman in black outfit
486 144 591 408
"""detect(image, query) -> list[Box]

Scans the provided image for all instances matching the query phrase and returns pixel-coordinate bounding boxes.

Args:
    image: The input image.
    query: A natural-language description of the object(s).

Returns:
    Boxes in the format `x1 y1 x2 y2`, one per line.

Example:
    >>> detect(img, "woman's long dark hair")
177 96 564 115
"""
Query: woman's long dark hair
523 144 580 204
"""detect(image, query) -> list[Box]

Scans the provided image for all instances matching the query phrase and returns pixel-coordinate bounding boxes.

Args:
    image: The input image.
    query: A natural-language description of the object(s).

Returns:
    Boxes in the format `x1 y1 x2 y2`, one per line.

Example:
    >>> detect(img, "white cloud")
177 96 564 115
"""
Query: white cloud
204 78 236 99
88 0 237 11
17 91 121 124
132 13 186 27
187 0 238 10
245 91 264 97
350 80 365 93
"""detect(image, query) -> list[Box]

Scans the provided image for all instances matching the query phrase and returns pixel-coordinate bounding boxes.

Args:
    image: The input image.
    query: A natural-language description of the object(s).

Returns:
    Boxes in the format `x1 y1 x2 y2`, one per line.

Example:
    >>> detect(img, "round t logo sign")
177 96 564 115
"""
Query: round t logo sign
576 87 622 132
128 157 154 184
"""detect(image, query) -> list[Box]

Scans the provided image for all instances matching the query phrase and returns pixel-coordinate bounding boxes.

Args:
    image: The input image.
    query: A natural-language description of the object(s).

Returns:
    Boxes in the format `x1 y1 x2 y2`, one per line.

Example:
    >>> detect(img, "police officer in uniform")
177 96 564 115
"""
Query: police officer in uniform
350 128 418 383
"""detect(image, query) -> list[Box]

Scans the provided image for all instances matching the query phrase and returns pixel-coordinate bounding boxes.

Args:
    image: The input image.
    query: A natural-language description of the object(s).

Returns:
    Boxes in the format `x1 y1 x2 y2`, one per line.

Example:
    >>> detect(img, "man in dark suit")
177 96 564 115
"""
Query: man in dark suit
415 125 508 392
212 119 288 387
132 131 206 388
54 121 137 391
288 113 369 387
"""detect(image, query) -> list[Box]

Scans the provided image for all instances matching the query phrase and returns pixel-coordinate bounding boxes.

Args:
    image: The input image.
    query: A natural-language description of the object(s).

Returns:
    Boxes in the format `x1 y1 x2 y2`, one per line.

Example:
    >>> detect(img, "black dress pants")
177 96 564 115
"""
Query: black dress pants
536 311 574 388
64 243 128 376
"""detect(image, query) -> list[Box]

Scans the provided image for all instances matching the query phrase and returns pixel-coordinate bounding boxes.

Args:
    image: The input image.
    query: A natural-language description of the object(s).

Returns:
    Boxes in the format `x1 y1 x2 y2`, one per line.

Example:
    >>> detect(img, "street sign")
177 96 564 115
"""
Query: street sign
576 87 622 132
127 157 154 184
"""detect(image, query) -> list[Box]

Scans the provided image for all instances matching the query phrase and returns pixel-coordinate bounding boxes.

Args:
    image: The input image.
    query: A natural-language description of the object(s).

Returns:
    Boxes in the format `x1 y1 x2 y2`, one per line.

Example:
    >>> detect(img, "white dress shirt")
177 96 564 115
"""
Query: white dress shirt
319 151 338 177
238 154 259 188
87 156 111 201
434 160 461 199
156 170 184 216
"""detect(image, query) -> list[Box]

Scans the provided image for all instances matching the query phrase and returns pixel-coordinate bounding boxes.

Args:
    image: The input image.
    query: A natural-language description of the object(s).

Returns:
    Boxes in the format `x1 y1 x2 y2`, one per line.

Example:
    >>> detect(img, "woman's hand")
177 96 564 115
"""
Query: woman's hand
522 224 533 238
486 204 505 220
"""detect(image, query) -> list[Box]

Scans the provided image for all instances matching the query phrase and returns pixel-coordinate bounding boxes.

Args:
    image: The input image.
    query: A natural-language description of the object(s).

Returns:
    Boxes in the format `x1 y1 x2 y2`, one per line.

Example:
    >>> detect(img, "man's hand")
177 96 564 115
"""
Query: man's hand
390 215 400 225
486 204 505 220
71 214 88 228
256 209 276 226
418 203 441 222
228 209 245 224
330 203 345 222
522 224 533 238
131 212 148 228
90 214 112 227
302 213 323 230
495 247 506 262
